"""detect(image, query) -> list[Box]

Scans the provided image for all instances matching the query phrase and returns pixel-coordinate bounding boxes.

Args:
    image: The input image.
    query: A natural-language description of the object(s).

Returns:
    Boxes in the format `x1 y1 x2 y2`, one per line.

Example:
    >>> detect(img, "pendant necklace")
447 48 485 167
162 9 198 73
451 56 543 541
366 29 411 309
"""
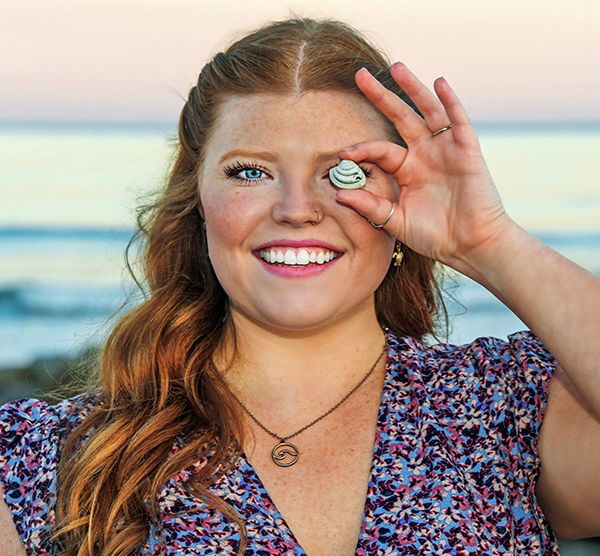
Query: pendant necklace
231 341 388 467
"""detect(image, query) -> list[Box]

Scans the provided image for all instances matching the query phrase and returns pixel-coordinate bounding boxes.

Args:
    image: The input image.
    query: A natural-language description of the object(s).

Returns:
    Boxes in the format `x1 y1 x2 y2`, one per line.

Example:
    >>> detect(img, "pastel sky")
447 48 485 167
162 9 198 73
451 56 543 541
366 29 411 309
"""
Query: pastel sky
1 0 599 123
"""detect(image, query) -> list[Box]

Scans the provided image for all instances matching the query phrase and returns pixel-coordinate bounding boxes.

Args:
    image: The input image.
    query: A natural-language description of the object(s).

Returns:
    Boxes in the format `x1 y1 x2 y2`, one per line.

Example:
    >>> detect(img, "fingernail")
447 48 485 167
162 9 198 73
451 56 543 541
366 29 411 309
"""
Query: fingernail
341 146 354 152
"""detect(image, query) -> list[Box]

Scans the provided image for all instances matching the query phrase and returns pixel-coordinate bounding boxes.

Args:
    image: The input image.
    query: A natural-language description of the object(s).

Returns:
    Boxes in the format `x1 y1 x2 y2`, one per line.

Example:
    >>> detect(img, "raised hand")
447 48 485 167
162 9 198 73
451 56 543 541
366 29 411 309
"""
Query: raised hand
338 64 600 543
337 62 512 272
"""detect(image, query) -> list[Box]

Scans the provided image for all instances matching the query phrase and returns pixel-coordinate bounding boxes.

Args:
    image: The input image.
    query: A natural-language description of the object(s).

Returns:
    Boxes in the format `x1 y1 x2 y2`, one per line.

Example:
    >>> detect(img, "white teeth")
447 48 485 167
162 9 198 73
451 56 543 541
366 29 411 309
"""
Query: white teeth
259 248 338 266
284 250 297 265
296 249 309 265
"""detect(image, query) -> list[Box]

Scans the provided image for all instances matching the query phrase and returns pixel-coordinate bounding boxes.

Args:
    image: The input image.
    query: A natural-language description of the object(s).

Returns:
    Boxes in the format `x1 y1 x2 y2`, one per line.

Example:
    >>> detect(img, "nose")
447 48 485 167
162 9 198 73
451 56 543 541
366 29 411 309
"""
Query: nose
271 173 324 227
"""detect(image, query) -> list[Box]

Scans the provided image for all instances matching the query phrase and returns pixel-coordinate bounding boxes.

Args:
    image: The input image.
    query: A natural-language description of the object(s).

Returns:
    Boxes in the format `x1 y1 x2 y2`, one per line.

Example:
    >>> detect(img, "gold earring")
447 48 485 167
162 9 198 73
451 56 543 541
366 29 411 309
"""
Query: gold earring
392 242 404 267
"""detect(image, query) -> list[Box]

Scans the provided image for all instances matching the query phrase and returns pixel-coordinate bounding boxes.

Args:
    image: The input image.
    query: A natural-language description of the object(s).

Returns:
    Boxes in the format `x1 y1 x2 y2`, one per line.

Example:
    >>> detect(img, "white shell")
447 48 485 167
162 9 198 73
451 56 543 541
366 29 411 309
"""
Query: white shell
328 159 366 189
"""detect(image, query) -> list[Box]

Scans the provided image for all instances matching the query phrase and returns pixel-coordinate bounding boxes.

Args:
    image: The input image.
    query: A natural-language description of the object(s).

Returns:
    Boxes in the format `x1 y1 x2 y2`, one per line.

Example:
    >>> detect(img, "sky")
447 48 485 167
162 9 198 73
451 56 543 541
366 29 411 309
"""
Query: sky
1 0 599 124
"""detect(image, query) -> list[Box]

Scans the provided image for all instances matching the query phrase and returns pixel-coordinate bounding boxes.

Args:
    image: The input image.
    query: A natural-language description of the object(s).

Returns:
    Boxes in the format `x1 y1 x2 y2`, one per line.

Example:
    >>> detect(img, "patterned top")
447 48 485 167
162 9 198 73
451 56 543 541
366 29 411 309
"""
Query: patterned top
1 332 558 555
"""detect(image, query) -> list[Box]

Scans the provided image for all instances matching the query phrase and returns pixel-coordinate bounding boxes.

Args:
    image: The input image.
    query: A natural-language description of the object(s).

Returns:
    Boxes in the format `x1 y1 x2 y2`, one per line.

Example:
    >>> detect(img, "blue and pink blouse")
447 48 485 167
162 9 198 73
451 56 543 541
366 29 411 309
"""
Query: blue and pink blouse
0 332 558 554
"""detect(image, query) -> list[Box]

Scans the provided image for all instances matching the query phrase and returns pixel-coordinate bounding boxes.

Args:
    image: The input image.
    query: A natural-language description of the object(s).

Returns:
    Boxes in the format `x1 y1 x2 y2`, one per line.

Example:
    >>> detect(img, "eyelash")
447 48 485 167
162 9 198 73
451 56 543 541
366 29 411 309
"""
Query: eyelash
222 161 374 184
223 161 270 184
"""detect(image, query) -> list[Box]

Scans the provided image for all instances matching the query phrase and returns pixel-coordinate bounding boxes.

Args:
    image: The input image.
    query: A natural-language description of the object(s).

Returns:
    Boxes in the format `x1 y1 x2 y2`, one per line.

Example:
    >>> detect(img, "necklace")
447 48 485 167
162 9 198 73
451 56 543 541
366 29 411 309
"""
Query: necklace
231 341 388 467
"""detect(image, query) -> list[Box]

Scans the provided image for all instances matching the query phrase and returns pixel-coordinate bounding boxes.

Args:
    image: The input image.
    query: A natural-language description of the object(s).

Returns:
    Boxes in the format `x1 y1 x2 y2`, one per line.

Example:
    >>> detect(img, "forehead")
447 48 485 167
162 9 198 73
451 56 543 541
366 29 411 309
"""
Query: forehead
203 91 391 160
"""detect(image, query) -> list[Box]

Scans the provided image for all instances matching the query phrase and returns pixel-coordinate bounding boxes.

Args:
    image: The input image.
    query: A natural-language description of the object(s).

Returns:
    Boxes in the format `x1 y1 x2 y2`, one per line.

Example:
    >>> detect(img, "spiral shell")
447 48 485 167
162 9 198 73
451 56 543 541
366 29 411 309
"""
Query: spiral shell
328 159 366 189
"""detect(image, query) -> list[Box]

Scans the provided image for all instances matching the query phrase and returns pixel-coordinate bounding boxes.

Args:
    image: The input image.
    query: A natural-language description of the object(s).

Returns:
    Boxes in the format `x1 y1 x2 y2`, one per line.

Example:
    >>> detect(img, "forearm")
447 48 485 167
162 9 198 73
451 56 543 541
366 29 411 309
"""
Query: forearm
456 219 600 416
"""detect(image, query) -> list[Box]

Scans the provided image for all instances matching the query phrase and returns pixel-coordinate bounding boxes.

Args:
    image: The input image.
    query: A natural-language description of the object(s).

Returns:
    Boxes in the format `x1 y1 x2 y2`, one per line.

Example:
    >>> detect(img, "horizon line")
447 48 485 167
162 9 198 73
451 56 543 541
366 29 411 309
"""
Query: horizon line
1 225 599 242
1 119 600 132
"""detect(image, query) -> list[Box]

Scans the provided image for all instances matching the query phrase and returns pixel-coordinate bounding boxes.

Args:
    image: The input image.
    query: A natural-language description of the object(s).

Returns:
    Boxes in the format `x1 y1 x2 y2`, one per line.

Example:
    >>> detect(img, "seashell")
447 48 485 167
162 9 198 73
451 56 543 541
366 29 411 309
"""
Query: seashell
328 159 366 189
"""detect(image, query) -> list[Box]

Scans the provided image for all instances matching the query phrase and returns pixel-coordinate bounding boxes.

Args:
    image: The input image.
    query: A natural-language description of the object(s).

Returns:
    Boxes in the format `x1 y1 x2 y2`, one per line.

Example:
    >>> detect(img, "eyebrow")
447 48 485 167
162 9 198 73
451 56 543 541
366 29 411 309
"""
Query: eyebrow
314 151 343 164
217 149 343 164
218 149 278 164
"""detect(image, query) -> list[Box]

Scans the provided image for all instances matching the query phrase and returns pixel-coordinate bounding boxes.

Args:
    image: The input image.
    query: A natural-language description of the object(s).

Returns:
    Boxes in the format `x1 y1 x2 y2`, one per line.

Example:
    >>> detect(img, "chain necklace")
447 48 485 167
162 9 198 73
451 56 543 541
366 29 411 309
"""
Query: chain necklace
231 342 388 467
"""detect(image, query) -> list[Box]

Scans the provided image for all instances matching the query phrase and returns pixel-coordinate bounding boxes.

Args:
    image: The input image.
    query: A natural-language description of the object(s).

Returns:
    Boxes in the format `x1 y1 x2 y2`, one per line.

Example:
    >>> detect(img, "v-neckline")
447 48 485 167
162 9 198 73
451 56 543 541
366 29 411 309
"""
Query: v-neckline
227 335 405 554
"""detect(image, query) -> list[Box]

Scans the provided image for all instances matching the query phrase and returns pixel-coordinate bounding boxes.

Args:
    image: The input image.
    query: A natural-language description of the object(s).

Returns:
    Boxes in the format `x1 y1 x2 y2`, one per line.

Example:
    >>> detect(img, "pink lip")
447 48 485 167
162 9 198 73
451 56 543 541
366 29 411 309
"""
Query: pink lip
254 239 342 252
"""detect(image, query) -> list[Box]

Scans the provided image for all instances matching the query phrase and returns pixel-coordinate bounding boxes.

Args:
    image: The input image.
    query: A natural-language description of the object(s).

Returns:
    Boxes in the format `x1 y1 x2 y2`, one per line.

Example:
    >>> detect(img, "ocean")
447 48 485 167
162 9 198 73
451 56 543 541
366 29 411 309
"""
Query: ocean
1 122 599 370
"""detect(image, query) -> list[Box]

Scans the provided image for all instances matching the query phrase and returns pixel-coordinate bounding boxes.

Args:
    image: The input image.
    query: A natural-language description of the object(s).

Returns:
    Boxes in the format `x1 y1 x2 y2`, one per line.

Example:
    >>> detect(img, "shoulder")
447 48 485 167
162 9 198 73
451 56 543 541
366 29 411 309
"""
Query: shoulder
0 393 96 465
386 331 556 452
387 330 556 389
0 392 99 552
0 392 99 480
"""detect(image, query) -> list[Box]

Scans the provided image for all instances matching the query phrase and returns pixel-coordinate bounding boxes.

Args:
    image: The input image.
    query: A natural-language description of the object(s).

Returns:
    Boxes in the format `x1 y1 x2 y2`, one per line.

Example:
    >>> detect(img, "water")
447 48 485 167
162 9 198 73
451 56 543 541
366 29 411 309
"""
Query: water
0 228 136 368
0 122 599 370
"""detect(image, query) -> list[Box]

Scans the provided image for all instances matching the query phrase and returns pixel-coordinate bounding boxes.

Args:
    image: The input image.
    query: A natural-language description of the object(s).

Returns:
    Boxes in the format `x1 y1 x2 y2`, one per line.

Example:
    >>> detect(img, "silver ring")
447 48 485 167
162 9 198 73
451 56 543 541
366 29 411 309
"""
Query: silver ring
432 124 452 137
370 204 395 229
310 210 322 226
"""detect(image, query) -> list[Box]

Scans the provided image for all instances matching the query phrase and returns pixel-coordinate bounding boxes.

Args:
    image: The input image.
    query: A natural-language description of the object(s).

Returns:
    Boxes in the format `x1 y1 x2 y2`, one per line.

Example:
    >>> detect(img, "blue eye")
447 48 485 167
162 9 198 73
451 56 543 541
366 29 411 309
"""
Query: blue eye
241 168 265 180
223 161 270 184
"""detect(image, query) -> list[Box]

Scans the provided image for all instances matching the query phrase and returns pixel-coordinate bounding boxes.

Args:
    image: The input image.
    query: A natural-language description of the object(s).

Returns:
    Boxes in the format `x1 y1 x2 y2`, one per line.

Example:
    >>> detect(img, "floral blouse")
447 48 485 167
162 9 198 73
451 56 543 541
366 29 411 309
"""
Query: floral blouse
0 332 558 555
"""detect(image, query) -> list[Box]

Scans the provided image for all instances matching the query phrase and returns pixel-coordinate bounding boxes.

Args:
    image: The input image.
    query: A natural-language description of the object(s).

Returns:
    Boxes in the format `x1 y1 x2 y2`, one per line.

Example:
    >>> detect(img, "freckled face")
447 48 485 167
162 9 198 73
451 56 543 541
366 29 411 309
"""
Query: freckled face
198 91 399 332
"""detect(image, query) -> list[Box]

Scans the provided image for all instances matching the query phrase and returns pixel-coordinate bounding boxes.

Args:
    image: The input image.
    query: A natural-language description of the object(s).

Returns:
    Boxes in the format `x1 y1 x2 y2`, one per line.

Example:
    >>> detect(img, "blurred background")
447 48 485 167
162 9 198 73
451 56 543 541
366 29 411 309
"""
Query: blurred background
0 0 599 552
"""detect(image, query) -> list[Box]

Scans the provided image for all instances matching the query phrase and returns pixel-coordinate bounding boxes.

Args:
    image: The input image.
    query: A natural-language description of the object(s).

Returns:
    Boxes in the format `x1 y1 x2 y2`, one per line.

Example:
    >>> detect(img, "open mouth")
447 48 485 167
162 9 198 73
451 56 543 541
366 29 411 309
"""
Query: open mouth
258 248 340 267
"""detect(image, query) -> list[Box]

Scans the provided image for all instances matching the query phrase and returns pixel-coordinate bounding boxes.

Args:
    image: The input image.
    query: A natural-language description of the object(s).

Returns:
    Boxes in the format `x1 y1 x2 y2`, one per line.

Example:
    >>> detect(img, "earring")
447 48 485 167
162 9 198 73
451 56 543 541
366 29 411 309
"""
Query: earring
392 242 404 267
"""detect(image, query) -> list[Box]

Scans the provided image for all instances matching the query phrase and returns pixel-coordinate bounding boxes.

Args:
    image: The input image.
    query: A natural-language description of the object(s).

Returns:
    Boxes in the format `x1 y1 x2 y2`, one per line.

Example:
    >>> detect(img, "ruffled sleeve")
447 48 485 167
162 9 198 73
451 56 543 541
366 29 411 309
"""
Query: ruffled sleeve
459 330 557 550
503 331 556 460
0 397 84 554
463 331 556 477
388 330 558 553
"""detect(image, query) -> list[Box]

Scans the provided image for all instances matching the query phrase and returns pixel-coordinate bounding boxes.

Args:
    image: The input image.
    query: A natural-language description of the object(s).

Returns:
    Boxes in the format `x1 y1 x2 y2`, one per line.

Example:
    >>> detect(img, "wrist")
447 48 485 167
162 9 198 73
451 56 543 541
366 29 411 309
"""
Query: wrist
450 216 528 290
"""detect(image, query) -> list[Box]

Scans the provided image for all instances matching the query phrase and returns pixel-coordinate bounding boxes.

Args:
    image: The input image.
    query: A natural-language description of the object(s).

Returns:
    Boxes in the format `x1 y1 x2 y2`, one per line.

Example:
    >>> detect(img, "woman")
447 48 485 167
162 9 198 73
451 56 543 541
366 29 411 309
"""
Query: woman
1 17 600 556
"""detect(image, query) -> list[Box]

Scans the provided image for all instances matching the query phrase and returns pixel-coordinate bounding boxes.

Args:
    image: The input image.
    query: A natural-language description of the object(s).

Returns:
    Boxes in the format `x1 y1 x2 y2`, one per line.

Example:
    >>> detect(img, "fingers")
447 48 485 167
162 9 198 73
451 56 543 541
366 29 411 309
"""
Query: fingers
341 140 408 176
355 68 425 144
356 63 476 146
389 63 450 135
335 188 402 235
433 77 477 145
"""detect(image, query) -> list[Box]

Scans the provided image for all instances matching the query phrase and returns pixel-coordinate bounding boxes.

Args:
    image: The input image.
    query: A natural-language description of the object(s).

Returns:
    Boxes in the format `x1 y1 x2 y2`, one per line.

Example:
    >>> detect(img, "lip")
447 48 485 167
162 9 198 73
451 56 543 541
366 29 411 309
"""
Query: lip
254 238 343 252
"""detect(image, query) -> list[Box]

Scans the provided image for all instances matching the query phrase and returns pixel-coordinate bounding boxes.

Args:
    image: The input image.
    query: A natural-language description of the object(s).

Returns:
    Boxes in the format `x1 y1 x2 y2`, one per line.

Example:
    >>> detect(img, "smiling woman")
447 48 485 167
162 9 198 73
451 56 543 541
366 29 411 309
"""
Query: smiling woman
1 16 600 556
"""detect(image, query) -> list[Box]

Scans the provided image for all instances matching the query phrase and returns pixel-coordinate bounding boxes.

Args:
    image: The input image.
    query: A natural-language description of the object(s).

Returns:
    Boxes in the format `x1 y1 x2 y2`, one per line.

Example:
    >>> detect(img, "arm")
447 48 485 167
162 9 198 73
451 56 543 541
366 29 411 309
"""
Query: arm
0 493 26 556
336 62 600 538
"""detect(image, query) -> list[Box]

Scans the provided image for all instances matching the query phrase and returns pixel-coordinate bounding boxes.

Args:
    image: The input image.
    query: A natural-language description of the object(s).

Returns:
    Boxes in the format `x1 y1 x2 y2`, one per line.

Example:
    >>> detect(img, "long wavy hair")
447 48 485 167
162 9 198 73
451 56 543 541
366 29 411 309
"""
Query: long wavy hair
54 17 444 555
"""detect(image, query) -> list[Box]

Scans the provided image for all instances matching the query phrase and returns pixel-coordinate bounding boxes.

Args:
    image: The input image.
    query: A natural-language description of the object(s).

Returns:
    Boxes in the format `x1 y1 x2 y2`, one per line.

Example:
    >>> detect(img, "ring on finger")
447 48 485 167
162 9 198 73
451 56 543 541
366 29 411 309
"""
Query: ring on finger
432 124 453 137
370 204 395 229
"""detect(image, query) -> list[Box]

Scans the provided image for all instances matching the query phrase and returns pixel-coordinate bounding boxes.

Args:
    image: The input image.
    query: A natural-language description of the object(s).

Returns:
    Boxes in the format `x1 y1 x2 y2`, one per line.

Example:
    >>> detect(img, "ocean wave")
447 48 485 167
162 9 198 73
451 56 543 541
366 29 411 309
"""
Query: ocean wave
0 284 135 318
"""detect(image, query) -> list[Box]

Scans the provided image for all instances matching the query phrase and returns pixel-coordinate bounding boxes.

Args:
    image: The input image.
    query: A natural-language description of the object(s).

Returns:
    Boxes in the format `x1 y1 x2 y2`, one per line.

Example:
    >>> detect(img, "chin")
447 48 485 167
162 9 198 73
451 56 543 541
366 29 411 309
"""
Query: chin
257 309 341 333
230 292 375 335
261 314 338 333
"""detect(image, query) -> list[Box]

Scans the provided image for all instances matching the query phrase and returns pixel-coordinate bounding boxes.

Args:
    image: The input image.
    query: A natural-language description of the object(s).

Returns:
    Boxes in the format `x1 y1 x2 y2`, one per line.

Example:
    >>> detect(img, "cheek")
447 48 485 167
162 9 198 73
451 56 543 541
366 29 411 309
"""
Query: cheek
202 189 262 246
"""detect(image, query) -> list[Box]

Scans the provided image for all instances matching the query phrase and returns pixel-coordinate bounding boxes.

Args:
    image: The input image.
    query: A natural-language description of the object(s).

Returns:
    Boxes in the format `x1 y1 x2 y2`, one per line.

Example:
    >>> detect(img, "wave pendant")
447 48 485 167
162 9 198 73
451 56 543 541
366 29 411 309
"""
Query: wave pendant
272 441 300 467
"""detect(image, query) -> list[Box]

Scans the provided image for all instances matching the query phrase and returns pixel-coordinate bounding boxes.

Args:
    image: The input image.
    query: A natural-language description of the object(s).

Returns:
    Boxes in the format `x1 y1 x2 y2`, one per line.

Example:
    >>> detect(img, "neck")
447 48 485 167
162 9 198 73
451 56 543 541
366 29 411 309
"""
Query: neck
218 298 387 409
